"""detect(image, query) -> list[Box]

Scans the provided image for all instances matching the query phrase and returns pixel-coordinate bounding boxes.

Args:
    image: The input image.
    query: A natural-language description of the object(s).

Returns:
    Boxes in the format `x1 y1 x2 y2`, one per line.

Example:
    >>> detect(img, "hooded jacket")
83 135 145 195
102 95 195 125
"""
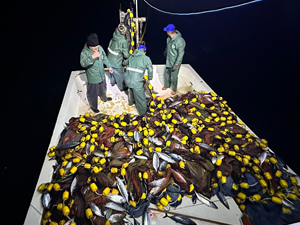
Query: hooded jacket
165 30 186 68
80 43 111 84
124 49 153 89
107 30 130 68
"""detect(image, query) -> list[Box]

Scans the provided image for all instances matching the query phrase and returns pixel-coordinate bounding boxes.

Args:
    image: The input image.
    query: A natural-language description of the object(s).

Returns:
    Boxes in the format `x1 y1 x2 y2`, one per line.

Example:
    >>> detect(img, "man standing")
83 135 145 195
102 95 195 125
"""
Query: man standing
124 45 153 115
107 24 130 91
80 33 113 113
162 24 186 95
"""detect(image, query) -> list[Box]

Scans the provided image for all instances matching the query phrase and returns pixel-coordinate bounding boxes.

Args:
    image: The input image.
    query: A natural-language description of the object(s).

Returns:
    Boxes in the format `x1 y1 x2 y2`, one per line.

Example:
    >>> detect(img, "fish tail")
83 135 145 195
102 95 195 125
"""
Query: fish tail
163 213 168 218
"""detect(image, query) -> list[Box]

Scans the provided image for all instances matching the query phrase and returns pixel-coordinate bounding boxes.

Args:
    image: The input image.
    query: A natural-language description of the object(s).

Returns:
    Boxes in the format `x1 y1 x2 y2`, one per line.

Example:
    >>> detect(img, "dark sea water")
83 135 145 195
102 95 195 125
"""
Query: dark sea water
3 0 300 224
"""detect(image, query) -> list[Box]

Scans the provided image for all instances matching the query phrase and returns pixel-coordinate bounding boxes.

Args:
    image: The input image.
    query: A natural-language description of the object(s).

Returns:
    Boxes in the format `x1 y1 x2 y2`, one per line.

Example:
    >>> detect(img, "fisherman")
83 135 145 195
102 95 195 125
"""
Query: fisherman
162 24 186 95
124 45 153 115
107 24 130 91
80 33 113 113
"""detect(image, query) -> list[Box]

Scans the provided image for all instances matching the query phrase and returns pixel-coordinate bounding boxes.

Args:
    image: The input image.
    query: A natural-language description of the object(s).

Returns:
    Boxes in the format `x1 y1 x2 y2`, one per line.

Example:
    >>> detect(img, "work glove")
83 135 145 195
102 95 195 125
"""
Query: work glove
172 64 179 71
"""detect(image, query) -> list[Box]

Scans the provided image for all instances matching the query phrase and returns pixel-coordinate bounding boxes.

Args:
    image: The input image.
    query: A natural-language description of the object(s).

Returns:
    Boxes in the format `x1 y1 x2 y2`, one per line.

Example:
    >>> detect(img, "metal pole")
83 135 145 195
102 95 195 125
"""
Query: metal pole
135 0 139 48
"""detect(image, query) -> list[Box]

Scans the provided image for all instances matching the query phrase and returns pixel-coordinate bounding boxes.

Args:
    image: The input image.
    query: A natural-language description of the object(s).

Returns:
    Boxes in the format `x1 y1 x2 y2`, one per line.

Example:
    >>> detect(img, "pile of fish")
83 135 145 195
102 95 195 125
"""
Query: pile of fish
38 91 300 225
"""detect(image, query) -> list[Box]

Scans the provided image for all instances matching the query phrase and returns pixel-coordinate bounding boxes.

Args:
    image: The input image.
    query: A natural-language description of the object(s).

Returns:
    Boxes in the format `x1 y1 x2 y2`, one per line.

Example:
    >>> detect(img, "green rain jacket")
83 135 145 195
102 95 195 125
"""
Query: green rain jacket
80 43 111 84
165 30 186 68
107 30 130 68
124 49 153 89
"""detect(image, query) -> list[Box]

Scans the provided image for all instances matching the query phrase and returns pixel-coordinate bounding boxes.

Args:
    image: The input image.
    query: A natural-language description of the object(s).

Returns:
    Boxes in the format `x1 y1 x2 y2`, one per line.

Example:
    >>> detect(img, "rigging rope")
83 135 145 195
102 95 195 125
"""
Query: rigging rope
143 0 264 15
140 5 150 42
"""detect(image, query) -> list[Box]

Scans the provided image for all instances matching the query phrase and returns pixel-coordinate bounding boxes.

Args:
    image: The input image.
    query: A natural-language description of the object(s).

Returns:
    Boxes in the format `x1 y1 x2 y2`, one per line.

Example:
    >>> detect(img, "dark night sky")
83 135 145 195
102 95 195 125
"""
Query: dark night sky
2 0 300 223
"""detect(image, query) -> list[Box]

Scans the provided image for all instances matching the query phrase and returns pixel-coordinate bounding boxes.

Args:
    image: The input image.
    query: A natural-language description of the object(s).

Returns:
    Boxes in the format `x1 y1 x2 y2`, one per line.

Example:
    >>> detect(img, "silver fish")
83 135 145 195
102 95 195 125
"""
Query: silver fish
123 133 134 144
195 191 218 209
90 202 103 217
134 155 148 160
66 161 72 169
128 145 133 154
216 191 230 209
217 154 225 159
212 154 224 164
165 124 170 133
165 132 172 142
169 153 185 162
53 163 61 174
143 152 149 158
123 217 134 225
104 209 113 219
152 137 163 146
132 115 139 121
143 208 150 225
86 142 91 155
171 135 182 142
64 218 75 225
156 152 176 164
147 186 160 199
143 148 150 157
195 142 215 151
145 92 151 98
70 177 77 196
258 151 267 165
108 213 126 223
169 101 181 108
41 193 50 209
55 174 74 183
148 177 166 187
93 151 105 158
159 161 168 171
163 213 196 225
153 152 159 172
212 156 217 164
105 202 127 212
167 97 174 102
128 157 136 164
174 143 182 149
282 199 296 210
187 123 196 130
55 141 80 150
130 192 135 201
282 167 298 177
134 131 140 142
116 176 129 203
106 193 126 204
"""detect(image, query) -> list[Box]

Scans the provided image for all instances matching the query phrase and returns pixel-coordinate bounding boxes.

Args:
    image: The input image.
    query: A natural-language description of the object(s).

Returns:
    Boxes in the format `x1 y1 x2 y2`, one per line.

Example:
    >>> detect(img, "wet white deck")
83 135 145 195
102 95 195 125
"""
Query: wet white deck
24 64 299 225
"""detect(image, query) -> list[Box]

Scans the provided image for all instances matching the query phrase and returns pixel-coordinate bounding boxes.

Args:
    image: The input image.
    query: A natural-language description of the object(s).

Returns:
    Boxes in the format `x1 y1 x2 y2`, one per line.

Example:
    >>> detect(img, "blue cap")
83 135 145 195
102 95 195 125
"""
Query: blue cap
138 45 147 50
163 24 175 32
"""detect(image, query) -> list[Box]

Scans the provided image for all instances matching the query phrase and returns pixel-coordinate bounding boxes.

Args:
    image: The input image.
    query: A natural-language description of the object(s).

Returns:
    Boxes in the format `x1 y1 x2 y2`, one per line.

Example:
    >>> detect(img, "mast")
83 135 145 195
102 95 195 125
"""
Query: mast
135 0 139 48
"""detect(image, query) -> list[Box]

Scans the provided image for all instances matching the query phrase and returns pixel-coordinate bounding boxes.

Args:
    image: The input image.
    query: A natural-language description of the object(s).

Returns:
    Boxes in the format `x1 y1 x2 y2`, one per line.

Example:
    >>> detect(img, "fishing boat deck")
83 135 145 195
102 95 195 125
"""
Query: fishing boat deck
24 64 298 225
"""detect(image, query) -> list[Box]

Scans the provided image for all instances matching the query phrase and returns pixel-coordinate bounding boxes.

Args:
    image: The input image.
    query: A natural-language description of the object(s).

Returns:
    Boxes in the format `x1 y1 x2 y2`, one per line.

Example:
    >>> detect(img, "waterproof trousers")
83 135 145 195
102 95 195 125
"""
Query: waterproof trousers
163 66 181 92
87 80 107 111
110 67 127 91
128 87 147 115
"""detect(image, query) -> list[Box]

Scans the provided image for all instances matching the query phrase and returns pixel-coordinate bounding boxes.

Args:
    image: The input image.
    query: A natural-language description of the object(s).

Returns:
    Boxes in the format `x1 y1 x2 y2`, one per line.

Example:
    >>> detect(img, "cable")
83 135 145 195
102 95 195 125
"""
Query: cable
143 0 264 15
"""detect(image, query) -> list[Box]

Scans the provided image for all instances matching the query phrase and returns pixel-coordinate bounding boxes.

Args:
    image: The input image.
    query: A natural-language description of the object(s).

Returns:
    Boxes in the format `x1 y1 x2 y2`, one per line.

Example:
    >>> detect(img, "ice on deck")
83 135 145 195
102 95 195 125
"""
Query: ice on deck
25 64 247 225
75 65 201 116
